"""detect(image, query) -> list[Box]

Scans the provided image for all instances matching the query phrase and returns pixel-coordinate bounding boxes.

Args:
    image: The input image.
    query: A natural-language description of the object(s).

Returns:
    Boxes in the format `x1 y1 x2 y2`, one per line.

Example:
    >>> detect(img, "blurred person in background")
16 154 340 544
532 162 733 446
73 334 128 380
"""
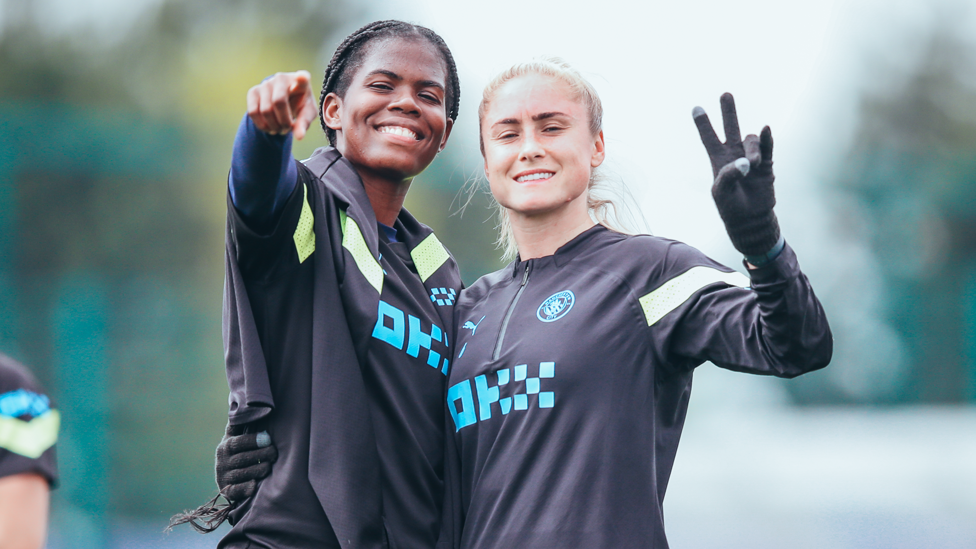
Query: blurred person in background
0 353 59 549
171 20 465 549
436 59 832 549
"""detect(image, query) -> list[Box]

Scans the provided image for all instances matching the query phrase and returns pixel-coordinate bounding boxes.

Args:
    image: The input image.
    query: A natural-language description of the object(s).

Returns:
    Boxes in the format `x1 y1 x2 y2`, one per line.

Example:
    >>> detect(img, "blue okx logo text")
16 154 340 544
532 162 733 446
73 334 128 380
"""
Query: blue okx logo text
448 362 555 431
372 300 450 375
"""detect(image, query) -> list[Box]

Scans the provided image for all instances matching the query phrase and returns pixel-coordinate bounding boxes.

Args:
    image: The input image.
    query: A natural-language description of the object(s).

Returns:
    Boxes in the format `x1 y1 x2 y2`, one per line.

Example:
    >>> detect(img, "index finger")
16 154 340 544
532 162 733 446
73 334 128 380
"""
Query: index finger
692 106 722 154
720 92 741 145
270 76 295 130
289 70 312 97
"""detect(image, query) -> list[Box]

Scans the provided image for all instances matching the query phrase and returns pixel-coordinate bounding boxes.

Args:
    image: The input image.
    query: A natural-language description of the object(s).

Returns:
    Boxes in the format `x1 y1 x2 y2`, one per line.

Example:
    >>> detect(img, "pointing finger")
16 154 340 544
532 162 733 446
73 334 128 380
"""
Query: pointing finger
289 70 311 97
720 93 741 145
692 106 722 154
270 76 294 132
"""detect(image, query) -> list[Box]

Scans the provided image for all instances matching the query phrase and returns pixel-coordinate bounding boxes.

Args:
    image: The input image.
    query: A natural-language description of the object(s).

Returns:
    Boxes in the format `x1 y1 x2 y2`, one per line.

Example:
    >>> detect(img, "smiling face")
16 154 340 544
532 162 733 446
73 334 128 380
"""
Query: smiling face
323 37 453 183
481 73 605 223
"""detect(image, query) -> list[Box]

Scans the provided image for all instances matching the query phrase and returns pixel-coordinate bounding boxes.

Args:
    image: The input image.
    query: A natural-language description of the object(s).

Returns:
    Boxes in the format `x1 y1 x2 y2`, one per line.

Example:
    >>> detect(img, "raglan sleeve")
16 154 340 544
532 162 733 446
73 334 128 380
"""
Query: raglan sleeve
0 358 58 487
223 161 324 425
642 241 832 377
228 161 320 283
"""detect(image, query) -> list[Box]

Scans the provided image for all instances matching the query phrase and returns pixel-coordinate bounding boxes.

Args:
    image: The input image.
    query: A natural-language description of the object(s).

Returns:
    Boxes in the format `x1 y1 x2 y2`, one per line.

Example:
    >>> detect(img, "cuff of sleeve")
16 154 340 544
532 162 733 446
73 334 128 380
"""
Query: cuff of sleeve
743 234 786 267
743 239 800 284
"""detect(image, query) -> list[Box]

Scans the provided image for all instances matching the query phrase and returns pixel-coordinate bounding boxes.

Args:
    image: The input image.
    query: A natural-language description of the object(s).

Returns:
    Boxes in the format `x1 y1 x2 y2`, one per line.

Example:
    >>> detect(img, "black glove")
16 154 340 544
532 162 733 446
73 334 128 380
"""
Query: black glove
692 93 781 259
215 422 277 503
167 422 277 533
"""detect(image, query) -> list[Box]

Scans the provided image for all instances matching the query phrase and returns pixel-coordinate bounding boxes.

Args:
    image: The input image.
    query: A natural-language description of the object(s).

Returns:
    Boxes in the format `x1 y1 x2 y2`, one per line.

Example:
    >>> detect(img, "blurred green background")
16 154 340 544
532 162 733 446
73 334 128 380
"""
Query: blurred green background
0 0 974 547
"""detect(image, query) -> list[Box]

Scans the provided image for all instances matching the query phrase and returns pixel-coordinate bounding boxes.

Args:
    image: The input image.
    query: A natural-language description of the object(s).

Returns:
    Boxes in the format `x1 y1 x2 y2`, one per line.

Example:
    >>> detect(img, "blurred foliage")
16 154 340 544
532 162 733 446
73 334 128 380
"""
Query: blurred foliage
791 23 976 404
409 155 507 285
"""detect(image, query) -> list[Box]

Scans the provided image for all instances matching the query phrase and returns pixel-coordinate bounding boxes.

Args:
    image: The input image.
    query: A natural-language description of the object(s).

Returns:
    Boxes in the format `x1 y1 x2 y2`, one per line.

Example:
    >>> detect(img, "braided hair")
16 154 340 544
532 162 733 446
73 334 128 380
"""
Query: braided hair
319 20 461 146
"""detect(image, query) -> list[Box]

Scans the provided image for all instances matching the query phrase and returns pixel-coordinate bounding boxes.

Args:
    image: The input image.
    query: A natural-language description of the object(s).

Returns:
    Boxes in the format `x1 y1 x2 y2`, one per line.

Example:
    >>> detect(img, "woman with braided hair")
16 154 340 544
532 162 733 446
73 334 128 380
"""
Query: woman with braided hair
171 20 465 549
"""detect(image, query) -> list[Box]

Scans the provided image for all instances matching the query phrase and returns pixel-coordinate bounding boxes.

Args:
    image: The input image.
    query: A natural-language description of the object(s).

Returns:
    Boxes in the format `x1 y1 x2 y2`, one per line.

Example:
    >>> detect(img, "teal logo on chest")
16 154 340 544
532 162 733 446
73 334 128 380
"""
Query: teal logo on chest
371 300 450 375
537 290 575 322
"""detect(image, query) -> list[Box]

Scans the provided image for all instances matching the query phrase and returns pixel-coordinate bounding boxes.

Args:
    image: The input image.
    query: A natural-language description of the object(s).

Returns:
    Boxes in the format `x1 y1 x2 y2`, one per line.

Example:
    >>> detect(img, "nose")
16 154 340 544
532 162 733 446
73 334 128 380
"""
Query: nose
519 131 545 161
388 89 420 116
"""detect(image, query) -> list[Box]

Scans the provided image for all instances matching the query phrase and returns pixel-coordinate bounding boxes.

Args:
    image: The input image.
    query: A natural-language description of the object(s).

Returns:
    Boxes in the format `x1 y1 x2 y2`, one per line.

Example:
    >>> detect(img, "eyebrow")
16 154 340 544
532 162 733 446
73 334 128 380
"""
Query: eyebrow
364 69 445 92
492 111 570 128
532 112 567 121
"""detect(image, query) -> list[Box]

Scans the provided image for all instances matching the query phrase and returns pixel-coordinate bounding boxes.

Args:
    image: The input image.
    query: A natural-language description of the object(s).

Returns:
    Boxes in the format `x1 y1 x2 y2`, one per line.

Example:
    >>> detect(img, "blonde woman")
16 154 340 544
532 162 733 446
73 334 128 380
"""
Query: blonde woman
439 59 831 549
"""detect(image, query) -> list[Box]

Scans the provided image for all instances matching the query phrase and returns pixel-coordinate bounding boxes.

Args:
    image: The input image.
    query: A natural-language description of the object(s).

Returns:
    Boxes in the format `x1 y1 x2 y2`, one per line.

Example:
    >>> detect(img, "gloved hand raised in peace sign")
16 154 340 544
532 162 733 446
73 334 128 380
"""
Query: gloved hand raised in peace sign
693 93 783 265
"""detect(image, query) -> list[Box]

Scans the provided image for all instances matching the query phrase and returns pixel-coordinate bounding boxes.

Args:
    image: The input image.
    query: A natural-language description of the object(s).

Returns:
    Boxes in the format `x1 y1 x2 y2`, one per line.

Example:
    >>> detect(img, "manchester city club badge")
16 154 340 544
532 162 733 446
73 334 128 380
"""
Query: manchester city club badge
537 290 575 323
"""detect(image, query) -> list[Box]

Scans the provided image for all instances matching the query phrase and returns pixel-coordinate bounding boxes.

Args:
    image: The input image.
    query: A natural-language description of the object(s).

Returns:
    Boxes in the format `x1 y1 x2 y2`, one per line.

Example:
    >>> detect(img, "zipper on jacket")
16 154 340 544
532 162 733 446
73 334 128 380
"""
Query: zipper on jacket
492 263 530 361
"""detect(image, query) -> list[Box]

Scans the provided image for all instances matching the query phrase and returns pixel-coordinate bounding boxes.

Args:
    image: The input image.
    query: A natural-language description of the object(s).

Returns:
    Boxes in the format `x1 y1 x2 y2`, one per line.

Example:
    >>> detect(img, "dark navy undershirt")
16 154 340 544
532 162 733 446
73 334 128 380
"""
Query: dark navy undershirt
229 115 398 243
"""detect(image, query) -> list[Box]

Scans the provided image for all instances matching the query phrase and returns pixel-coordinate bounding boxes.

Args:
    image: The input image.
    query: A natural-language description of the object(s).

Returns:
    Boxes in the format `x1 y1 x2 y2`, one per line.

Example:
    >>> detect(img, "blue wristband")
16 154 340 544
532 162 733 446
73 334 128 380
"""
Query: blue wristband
743 235 785 267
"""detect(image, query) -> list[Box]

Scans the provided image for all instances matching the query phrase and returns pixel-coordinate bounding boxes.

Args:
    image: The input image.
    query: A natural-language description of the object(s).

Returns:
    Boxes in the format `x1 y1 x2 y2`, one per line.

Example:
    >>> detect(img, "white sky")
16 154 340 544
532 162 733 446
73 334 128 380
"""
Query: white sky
369 0 970 259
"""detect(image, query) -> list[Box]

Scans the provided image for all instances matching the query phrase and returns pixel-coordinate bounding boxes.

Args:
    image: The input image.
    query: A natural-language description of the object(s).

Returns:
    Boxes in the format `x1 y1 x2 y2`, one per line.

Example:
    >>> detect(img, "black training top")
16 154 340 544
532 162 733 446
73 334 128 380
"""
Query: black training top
440 226 831 549
221 147 462 549
0 353 58 487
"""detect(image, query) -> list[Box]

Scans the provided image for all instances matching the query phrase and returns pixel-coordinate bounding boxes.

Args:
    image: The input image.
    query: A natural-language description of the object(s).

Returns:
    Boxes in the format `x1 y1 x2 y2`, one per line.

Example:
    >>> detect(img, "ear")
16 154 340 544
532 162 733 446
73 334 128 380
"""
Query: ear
438 118 455 152
483 160 490 181
322 92 342 130
591 130 606 168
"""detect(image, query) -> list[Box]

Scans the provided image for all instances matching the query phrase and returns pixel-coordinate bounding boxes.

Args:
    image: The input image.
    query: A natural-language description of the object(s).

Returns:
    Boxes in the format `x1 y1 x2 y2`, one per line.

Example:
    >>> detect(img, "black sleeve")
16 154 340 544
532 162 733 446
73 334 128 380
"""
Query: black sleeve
0 355 58 487
228 161 319 283
668 243 833 378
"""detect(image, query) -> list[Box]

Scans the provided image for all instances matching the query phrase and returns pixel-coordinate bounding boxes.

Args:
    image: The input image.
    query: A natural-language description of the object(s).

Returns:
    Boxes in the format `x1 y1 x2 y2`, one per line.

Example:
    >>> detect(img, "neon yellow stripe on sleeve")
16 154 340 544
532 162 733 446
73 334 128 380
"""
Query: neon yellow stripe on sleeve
0 410 60 459
410 233 450 283
293 183 315 264
639 266 750 326
341 213 384 294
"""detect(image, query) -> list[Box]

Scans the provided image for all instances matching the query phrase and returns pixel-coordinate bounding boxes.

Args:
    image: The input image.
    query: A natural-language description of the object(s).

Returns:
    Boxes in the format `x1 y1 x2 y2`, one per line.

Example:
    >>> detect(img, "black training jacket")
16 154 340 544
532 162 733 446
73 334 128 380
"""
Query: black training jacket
222 147 462 549
439 225 831 549
0 353 58 487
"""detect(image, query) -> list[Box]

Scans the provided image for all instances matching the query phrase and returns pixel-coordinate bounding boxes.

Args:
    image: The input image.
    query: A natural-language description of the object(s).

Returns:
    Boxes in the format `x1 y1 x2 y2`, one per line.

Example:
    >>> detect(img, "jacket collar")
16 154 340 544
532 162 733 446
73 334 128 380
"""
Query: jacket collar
512 224 609 277
302 147 380 258
302 146 435 255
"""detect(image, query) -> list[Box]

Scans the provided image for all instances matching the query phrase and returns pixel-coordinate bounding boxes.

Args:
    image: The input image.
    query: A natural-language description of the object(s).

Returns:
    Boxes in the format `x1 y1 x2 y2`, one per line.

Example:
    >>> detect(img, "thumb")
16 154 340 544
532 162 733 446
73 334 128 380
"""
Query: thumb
713 158 749 192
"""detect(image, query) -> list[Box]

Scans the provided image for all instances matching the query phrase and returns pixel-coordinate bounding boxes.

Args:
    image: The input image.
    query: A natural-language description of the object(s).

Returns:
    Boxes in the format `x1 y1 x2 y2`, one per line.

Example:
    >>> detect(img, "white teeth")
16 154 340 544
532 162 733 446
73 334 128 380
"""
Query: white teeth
378 126 419 140
516 172 554 182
